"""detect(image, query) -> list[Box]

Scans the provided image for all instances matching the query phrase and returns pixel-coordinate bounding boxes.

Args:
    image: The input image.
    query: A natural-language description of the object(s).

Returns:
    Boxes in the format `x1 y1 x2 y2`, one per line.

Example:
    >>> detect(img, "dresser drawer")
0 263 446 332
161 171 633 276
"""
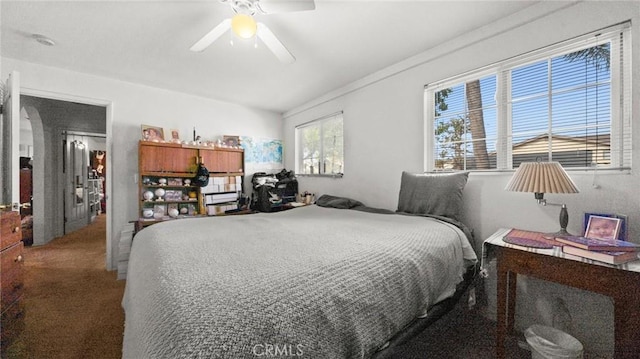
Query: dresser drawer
0 211 21 251
0 242 24 314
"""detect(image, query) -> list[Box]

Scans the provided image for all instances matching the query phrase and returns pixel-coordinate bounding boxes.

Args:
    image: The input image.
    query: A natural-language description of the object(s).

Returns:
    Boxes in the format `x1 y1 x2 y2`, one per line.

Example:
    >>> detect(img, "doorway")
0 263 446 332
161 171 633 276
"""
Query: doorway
63 132 106 234
20 95 107 244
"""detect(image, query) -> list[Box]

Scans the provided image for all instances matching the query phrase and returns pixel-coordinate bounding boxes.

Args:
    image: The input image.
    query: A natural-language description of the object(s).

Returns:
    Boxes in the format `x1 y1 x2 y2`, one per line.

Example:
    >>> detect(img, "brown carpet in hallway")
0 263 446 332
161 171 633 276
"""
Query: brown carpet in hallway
5 215 125 359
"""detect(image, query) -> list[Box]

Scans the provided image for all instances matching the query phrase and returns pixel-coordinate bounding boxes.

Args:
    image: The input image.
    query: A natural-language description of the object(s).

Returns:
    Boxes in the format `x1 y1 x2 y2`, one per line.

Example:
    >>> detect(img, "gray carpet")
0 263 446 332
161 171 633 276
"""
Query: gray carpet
392 304 530 358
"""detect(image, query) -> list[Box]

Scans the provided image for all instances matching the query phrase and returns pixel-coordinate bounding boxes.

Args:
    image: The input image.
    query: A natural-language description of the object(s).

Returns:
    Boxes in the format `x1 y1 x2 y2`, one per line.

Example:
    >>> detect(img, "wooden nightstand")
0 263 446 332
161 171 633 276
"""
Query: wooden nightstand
483 228 640 359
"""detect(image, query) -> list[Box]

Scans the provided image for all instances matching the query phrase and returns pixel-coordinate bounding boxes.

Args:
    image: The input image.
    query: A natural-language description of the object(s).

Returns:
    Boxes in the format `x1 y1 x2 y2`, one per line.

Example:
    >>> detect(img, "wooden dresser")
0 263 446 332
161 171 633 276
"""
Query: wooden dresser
1 211 24 354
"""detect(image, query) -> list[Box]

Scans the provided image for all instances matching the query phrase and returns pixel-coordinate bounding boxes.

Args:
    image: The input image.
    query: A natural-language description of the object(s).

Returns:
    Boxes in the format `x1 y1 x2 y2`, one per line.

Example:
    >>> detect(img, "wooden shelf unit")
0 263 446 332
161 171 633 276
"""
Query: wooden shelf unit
138 141 245 224
87 178 101 222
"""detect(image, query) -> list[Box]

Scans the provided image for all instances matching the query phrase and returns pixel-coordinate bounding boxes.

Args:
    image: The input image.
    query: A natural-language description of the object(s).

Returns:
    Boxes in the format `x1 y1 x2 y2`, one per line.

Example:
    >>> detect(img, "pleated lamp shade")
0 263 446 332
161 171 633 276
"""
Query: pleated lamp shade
505 162 579 194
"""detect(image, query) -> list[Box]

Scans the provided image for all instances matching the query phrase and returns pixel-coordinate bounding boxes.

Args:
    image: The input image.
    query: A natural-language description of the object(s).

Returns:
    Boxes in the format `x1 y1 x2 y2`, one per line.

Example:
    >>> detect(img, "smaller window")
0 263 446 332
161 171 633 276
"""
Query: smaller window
296 112 344 176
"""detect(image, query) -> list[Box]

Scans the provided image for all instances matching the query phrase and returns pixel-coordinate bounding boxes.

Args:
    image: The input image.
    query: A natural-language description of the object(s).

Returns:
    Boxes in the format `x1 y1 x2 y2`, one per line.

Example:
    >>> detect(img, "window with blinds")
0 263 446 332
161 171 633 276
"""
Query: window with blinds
432 75 498 170
425 22 631 171
295 112 344 176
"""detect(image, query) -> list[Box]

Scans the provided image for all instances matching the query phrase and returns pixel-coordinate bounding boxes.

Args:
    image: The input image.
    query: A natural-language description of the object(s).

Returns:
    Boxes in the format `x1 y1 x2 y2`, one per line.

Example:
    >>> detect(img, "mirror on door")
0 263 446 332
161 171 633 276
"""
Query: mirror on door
71 140 86 206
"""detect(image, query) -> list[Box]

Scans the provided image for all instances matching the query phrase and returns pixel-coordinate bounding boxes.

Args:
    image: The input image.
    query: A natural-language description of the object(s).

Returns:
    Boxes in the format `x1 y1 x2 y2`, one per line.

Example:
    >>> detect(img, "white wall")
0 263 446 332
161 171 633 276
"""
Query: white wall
283 2 640 356
2 58 282 271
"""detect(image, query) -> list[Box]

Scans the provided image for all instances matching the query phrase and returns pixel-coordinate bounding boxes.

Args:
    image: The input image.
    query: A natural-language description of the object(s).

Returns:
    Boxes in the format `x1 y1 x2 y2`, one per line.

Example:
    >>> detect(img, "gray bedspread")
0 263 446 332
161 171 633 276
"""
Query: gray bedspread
122 205 477 358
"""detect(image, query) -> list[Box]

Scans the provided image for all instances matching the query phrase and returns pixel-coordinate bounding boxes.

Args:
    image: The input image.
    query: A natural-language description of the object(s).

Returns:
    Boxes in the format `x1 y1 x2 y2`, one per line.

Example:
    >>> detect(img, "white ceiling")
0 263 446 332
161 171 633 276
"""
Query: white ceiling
2 0 539 113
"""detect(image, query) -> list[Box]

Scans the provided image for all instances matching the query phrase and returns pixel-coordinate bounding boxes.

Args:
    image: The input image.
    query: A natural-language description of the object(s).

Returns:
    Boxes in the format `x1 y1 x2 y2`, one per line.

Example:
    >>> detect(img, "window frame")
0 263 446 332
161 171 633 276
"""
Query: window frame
295 111 344 178
424 22 631 172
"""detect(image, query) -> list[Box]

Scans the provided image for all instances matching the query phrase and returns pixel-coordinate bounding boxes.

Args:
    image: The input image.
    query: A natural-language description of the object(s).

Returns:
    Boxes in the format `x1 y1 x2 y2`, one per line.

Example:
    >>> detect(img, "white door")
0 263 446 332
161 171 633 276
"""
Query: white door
1 71 21 212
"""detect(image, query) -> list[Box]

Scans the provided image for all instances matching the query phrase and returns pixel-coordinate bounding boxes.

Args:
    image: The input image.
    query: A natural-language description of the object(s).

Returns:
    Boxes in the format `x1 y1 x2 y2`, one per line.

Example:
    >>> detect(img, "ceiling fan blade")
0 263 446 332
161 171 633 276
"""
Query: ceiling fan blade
257 22 295 64
257 0 315 14
189 19 232 52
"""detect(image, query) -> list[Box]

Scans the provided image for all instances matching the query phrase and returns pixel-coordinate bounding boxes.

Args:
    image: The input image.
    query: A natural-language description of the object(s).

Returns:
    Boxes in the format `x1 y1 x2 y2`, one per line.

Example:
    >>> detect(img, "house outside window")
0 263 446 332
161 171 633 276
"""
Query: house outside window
425 23 631 172
295 112 344 176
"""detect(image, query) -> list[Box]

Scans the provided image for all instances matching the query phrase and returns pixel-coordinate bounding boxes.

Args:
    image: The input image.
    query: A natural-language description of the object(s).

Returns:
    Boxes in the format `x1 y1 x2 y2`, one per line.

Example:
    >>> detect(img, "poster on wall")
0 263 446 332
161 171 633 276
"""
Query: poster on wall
240 136 283 169
90 150 106 178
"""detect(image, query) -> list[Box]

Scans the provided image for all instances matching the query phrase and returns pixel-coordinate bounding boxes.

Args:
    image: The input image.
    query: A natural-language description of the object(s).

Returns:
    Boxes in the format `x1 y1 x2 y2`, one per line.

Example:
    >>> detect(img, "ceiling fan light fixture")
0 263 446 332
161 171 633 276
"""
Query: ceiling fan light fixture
231 14 257 39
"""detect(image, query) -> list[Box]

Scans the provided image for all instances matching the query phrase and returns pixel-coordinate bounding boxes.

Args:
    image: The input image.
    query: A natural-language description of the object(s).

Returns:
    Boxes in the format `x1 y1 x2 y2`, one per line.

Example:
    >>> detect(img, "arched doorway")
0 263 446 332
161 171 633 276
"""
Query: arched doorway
20 96 108 248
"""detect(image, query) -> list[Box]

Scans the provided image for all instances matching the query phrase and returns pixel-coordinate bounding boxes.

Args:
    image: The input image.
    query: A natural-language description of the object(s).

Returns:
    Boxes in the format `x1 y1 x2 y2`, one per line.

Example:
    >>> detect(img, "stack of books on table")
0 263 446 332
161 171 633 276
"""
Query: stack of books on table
557 236 640 265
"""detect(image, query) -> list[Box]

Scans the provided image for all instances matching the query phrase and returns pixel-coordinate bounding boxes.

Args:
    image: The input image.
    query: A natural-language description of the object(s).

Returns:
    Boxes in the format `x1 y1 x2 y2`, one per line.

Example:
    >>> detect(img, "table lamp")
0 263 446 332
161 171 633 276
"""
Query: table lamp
505 161 579 237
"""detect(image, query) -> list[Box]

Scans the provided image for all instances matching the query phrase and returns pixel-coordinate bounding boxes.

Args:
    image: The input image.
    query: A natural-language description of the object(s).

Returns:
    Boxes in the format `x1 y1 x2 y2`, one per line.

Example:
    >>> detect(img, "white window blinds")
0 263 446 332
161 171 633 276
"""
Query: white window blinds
425 22 631 171
295 112 344 176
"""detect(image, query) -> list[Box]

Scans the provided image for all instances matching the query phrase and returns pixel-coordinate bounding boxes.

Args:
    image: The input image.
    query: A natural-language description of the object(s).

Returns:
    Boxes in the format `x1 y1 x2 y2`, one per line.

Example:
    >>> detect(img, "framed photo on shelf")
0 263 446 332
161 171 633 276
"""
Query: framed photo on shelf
163 190 182 201
141 125 165 142
153 204 166 217
223 135 240 147
584 214 623 241
169 129 180 143
167 178 183 186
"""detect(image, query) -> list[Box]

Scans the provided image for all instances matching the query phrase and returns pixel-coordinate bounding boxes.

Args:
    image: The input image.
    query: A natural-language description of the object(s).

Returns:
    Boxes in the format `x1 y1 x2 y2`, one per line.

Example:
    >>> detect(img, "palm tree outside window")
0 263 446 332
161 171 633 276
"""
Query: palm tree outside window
426 22 630 172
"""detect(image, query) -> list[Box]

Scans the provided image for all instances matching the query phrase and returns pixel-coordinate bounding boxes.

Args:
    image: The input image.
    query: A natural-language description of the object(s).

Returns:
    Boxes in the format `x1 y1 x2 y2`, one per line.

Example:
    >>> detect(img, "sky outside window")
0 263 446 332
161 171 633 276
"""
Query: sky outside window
433 41 611 170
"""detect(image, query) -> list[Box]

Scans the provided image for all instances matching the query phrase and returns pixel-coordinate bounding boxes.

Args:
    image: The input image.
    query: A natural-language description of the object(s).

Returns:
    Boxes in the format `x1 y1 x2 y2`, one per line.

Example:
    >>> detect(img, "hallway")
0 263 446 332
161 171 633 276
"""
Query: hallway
6 214 125 359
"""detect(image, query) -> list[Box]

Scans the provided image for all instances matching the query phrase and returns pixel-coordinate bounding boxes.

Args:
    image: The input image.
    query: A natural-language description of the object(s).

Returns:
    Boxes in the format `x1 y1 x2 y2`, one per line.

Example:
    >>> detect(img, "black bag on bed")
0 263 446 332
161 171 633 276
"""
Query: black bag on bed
192 163 210 187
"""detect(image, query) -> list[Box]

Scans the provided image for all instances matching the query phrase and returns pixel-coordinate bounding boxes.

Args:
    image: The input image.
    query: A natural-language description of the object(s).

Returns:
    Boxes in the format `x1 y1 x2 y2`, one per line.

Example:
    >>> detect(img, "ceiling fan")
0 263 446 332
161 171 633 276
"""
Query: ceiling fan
190 0 315 64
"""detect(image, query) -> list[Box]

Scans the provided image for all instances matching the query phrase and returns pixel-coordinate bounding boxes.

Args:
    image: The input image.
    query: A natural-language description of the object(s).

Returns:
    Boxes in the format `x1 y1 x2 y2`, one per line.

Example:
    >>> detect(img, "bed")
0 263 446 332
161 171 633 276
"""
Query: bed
122 172 477 358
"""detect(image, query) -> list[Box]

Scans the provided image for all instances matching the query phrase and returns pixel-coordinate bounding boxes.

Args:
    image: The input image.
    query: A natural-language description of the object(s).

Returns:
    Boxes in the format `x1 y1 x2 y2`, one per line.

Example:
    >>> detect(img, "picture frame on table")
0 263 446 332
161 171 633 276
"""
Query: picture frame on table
141 125 165 142
584 213 624 241
223 135 240 147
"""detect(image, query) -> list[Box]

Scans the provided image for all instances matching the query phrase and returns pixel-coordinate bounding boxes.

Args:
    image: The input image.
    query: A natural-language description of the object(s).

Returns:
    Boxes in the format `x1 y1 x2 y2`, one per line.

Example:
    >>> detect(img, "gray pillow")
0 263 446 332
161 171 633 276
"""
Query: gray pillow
396 171 469 221
315 194 364 209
